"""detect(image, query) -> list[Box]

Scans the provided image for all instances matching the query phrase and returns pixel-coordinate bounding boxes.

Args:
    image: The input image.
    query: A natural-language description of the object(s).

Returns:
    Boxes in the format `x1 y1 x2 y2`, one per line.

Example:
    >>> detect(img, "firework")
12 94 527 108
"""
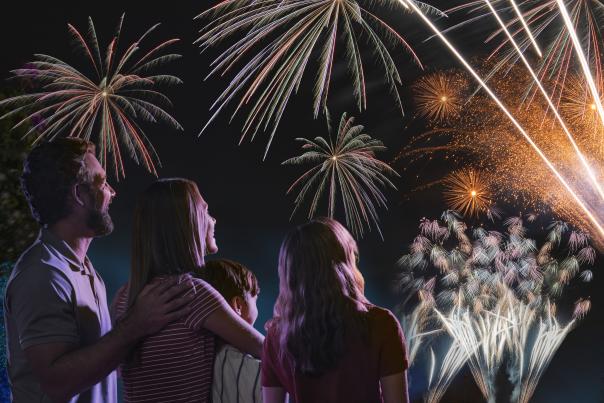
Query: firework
0 14 182 178
561 75 602 127
515 304 576 403
425 341 468 403
399 68 604 244
397 212 592 402
397 0 604 239
436 302 512 402
195 0 443 156
509 0 542 57
556 0 604 128
445 0 604 108
560 75 604 154
573 297 591 319
443 169 493 218
480 0 604 204
412 72 467 122
283 113 398 238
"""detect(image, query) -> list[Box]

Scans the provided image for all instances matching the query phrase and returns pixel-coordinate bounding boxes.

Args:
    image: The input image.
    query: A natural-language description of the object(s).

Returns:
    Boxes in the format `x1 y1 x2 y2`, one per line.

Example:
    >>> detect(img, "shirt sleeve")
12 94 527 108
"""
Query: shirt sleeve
183 277 230 332
6 264 79 349
261 327 283 387
378 308 409 377
109 284 128 325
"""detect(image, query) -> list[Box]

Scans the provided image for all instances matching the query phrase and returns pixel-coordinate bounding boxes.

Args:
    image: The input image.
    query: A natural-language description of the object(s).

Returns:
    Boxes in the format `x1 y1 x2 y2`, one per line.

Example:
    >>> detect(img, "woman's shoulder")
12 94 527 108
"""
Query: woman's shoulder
364 305 403 335
365 305 398 322
153 273 220 296
111 283 130 319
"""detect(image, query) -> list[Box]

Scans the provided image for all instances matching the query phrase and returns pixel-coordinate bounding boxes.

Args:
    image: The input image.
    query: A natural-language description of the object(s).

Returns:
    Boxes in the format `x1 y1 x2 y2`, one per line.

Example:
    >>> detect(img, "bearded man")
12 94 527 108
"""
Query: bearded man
4 138 193 403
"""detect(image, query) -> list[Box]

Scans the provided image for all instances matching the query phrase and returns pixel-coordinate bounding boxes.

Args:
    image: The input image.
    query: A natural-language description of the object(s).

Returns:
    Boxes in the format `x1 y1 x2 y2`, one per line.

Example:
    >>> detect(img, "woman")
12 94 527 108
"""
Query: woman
112 178 264 402
262 218 409 403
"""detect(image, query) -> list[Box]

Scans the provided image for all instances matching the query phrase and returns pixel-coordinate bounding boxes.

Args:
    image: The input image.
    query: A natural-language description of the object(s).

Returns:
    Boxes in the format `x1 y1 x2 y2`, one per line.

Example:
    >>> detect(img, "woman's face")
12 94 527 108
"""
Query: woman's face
205 212 218 254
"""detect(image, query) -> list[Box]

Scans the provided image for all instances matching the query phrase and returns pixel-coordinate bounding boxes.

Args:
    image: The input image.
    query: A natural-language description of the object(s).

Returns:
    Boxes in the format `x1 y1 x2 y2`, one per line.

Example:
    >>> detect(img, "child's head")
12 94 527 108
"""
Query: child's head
199 259 259 326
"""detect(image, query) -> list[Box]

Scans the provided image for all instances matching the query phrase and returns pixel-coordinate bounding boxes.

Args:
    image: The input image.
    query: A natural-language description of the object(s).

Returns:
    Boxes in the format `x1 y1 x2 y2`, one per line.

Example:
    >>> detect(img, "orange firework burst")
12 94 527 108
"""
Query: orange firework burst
398 66 604 246
560 75 604 154
412 72 467 122
443 169 492 217
560 75 602 126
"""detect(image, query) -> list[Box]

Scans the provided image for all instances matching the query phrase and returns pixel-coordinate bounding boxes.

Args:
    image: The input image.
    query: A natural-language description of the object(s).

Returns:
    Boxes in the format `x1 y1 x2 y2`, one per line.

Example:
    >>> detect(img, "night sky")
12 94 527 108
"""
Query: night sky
1 1 603 401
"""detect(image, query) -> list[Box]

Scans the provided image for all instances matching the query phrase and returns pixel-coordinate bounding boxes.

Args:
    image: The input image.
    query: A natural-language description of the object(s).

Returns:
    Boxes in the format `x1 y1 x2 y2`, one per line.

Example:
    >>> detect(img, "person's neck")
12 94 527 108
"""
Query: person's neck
48 219 93 263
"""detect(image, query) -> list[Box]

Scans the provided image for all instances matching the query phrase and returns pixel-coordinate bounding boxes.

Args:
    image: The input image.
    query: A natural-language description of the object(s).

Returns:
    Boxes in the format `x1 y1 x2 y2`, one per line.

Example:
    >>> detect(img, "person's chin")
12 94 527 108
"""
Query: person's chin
88 210 114 238
207 242 219 255
96 221 114 237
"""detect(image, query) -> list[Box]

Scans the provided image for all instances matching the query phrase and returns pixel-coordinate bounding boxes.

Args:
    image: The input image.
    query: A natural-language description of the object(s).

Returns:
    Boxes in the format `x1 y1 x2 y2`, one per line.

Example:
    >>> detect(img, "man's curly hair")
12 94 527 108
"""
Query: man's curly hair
21 138 95 225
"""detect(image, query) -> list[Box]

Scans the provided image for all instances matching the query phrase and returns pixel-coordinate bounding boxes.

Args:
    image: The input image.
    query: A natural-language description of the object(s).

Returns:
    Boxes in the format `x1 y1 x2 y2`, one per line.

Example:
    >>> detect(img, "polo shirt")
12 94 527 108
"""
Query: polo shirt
3 228 117 403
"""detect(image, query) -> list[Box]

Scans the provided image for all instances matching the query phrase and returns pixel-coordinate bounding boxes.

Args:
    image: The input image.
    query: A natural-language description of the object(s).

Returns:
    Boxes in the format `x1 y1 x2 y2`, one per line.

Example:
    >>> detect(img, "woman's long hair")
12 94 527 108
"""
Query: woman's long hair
127 178 210 310
268 218 369 375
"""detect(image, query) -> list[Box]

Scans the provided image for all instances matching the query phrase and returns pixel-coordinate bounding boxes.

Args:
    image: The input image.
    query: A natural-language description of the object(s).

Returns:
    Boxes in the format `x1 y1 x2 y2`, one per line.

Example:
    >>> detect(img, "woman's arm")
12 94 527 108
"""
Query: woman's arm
262 386 287 403
204 305 264 358
380 371 409 403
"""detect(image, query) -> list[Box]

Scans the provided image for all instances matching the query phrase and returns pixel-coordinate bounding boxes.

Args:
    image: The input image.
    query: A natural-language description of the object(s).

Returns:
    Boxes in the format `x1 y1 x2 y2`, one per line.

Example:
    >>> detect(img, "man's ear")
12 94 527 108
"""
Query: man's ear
230 296 244 315
72 184 85 207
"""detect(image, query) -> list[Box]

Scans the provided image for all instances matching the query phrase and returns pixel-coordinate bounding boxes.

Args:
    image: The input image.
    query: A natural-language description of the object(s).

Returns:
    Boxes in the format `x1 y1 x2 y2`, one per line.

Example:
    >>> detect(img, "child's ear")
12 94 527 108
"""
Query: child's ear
230 296 244 315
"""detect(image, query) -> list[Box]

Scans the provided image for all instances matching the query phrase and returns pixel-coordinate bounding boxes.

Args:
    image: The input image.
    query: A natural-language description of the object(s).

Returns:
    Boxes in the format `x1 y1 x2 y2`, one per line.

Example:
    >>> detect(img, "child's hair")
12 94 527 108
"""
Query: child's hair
198 259 260 301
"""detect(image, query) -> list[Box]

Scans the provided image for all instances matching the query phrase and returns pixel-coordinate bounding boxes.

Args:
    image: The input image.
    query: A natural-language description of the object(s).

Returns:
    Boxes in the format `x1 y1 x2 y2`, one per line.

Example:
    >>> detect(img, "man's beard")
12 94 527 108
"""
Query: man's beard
85 187 114 236
86 206 114 237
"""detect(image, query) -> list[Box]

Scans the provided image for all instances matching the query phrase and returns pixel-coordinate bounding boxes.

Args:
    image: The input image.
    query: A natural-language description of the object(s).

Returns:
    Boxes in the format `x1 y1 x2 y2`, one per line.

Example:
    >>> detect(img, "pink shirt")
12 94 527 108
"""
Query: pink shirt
113 274 229 402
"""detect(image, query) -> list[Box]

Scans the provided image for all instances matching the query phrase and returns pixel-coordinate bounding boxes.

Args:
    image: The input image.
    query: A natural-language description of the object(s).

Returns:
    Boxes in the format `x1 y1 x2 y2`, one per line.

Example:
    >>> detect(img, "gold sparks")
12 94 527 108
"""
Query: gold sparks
443 169 492 217
412 72 467 122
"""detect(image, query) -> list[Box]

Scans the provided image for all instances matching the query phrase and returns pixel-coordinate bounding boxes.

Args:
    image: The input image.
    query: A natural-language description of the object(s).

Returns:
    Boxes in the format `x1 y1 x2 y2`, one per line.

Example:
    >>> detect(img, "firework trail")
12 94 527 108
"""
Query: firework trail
444 0 604 108
480 0 604 203
399 67 604 245
556 0 604 129
283 113 398 238
513 303 576 403
397 0 604 240
0 14 183 178
424 341 468 403
195 0 444 156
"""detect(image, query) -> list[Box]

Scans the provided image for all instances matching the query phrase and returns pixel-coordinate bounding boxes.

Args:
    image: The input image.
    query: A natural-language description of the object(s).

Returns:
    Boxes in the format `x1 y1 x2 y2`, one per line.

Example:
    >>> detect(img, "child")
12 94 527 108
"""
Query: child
196 259 262 403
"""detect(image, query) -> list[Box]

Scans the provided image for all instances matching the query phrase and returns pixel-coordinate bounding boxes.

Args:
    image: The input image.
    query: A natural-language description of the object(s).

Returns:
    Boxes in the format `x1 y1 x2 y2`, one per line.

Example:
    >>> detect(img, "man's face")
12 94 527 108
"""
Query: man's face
80 153 116 237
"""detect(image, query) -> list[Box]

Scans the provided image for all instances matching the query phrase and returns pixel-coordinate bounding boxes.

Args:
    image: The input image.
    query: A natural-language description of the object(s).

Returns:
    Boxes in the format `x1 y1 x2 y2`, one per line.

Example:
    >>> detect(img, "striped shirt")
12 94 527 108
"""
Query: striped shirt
212 344 262 403
113 274 229 403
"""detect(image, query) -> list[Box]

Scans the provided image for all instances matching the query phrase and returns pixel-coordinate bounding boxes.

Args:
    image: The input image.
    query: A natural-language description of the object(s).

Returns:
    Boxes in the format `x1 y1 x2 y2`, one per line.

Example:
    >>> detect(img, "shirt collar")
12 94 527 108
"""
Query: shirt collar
40 228 89 272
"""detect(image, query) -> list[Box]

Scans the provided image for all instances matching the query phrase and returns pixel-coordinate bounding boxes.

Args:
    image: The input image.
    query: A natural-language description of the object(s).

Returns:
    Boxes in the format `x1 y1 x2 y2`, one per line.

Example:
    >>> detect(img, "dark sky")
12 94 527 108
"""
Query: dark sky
1 1 603 401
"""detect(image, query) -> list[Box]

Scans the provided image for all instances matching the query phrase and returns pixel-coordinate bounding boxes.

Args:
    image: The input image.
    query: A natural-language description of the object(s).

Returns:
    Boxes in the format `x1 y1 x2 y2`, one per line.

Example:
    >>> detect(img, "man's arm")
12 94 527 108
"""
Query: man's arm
23 278 193 402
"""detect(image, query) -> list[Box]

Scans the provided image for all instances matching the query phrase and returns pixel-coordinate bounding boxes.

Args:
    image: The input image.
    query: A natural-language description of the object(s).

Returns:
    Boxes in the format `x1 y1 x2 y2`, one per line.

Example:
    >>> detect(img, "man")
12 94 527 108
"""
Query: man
4 138 194 402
